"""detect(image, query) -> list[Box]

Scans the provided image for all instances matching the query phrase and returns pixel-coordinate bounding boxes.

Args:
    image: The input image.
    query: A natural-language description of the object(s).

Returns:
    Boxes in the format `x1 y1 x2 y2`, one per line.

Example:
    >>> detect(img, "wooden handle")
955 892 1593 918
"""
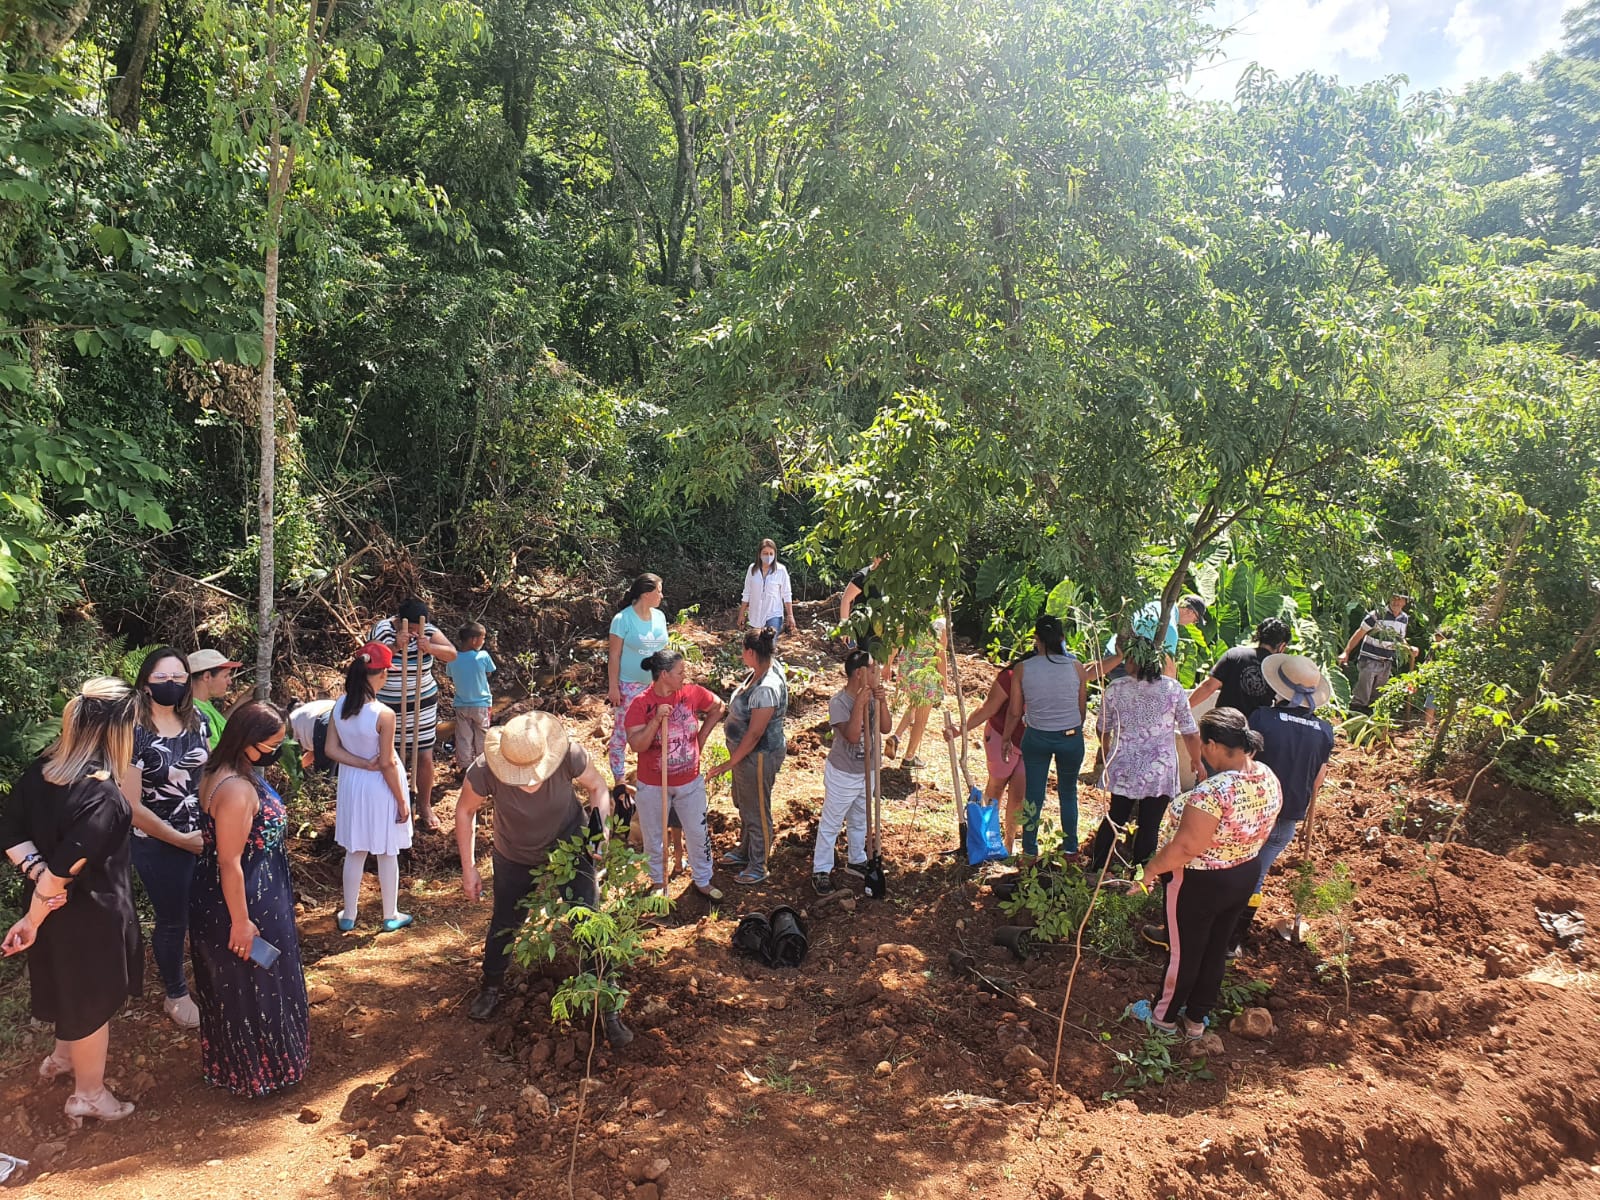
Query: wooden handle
659 704 671 880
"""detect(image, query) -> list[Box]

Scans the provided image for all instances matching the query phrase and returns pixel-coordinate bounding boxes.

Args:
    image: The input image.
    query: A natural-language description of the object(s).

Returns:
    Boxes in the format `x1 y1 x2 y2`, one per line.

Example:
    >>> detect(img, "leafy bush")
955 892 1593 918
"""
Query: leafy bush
999 858 1160 957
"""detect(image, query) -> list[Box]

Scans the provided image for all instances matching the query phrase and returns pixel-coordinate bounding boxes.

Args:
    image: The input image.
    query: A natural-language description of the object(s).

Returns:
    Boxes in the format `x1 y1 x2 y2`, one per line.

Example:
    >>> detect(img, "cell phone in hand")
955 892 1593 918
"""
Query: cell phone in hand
249 936 281 969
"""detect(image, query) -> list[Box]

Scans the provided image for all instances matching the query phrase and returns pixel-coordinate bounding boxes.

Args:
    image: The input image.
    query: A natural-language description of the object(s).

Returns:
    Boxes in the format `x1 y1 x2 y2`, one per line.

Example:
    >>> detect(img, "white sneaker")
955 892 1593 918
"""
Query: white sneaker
163 994 200 1029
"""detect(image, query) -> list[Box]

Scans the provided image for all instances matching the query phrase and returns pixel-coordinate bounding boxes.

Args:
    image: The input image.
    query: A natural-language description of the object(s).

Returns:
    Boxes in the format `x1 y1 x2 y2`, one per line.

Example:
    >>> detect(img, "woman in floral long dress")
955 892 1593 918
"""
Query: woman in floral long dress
1089 636 1203 873
190 702 309 1097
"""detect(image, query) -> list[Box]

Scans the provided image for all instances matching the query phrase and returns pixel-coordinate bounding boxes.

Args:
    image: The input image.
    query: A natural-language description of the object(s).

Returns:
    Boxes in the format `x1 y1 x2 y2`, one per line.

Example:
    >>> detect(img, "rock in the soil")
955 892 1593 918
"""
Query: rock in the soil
1230 1008 1274 1040
529 1040 553 1069
875 942 927 966
874 1060 893 1078
1003 1044 1049 1073
307 982 336 1005
350 1139 369 1159
1265 994 1289 1013
553 1038 578 1070
382 1083 412 1106
521 1086 551 1118
767 996 789 1012
625 1155 670 1184
635 1185 660 1200
1186 1034 1225 1059
299 1106 322 1124
32 1140 67 1163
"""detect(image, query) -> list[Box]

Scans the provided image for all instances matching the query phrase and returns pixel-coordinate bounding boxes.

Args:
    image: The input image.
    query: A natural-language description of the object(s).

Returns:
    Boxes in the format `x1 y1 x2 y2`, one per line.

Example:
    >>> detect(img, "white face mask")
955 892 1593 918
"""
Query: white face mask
761 554 775 566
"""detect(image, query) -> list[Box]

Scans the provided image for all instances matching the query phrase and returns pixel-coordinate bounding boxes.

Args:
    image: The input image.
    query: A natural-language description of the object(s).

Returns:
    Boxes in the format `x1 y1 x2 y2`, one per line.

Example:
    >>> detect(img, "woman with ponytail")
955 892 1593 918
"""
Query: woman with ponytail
607 574 669 808
1131 707 1282 1038
1004 614 1089 859
324 643 413 932
707 626 789 884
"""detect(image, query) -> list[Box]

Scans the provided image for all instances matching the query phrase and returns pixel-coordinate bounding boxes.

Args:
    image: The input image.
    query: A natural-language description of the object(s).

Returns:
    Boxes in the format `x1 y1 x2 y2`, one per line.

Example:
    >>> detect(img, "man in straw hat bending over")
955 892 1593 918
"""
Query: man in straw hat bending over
454 712 631 1046
1229 653 1337 957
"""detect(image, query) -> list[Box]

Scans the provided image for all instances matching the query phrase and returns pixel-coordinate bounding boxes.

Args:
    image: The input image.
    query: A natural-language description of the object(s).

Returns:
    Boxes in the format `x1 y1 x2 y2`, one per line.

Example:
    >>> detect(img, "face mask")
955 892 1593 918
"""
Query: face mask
148 680 190 708
761 554 775 565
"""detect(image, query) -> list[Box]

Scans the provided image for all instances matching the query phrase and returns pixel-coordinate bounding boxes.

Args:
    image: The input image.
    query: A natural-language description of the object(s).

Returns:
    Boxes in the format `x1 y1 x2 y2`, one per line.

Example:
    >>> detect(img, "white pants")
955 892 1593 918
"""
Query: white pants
814 761 869 873
635 775 713 889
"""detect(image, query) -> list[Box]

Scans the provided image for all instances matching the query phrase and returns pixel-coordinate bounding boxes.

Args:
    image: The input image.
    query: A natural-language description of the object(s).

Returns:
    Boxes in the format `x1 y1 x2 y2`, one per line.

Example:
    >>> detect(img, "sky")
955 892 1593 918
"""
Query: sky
1185 0 1576 100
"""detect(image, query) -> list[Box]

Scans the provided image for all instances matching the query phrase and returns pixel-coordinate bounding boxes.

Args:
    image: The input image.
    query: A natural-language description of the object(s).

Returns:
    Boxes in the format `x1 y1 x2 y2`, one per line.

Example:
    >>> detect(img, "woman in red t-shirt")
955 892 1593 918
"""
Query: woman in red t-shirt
943 660 1027 852
624 649 727 899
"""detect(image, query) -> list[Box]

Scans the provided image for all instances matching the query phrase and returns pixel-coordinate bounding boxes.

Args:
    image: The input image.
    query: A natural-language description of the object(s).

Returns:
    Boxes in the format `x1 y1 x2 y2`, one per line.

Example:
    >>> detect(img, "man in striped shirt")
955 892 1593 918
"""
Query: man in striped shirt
1339 595 1411 714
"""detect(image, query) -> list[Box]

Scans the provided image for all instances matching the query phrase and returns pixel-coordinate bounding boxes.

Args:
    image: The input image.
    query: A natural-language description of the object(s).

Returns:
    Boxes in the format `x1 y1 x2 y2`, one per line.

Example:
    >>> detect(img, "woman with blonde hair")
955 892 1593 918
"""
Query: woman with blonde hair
1 678 144 1126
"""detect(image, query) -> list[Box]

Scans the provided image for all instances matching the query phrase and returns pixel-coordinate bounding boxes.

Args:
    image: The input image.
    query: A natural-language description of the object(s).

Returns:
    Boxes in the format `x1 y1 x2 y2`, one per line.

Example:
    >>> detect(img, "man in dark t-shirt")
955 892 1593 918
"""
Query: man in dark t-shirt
838 557 885 653
1231 654 1336 954
1188 617 1291 718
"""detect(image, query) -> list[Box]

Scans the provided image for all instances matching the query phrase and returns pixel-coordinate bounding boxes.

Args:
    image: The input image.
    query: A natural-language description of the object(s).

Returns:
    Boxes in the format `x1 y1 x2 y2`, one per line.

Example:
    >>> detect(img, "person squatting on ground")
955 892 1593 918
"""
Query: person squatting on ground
1005 615 1089 859
455 712 632 1046
886 615 949 770
1340 594 1411 714
707 627 789 885
813 650 889 895
738 538 796 645
191 701 309 1097
607 573 669 810
122 646 211 1030
942 657 1028 852
1188 617 1292 719
1231 654 1337 954
1089 635 1201 874
2 678 144 1127
1133 707 1282 1037
370 597 457 831
446 620 497 771
187 648 242 751
625 649 727 900
325 643 414 932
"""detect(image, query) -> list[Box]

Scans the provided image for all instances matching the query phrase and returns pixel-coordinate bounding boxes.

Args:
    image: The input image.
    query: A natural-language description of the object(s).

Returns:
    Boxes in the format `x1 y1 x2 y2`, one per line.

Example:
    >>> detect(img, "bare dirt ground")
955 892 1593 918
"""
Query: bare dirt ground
3 615 1599 1200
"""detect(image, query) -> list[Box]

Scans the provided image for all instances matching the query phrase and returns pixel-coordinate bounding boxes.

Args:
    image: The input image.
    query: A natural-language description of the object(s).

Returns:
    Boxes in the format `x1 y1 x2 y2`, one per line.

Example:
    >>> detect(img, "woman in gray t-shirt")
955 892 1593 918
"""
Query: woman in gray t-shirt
1003 615 1089 860
707 628 789 884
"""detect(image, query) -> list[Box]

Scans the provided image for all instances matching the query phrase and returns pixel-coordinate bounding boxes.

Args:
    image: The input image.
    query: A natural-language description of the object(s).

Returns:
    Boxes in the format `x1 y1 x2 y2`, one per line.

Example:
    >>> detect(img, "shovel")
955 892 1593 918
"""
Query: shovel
862 679 888 900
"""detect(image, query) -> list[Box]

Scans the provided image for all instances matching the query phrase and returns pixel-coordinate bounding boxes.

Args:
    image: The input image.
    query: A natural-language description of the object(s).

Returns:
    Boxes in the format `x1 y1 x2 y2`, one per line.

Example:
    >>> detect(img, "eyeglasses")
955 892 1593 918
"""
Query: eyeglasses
149 672 189 683
256 741 285 756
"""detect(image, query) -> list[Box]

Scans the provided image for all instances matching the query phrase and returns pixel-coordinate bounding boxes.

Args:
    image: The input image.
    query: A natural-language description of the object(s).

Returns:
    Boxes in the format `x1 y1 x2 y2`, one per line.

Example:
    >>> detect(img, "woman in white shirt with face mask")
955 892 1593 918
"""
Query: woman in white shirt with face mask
737 538 796 645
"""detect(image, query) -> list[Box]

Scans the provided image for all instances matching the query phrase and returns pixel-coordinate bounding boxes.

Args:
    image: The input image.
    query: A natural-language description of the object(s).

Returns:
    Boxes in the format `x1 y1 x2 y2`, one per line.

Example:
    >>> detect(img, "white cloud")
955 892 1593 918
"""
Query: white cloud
1445 0 1502 80
1209 0 1394 78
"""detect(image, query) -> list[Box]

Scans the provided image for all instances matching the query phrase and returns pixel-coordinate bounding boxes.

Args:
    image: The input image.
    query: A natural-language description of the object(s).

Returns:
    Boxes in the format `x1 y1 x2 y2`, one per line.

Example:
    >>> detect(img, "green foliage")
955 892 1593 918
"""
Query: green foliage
998 857 1160 957
510 823 671 1022
1100 1029 1213 1100
1291 861 1358 1010
1215 975 1271 1021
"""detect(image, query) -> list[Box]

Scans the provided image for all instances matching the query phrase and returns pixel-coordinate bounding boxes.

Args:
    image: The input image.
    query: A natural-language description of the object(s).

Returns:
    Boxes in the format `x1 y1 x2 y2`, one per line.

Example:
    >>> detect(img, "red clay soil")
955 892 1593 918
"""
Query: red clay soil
3 619 1599 1200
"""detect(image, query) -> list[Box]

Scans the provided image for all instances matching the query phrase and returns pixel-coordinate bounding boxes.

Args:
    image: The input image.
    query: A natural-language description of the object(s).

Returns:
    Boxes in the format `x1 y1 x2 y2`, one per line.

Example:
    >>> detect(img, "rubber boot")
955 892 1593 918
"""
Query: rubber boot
602 1012 634 1048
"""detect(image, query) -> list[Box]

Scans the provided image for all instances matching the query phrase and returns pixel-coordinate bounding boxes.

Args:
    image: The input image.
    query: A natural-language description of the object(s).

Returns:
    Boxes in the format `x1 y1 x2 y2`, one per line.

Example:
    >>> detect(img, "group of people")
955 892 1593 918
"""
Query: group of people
0 547 1359 1124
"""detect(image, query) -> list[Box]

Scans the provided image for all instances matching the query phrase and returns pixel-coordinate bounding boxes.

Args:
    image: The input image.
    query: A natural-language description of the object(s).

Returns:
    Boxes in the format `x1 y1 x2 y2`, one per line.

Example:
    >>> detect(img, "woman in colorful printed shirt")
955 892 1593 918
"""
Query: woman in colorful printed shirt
122 646 210 1029
885 616 949 769
1089 635 1201 874
190 702 309 1097
625 649 727 899
1131 707 1282 1038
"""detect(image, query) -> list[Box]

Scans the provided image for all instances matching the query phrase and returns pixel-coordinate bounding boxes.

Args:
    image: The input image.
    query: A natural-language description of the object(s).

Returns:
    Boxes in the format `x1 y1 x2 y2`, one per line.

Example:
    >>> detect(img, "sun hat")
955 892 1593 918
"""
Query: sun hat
484 712 570 789
356 642 394 670
1262 654 1332 710
188 649 242 673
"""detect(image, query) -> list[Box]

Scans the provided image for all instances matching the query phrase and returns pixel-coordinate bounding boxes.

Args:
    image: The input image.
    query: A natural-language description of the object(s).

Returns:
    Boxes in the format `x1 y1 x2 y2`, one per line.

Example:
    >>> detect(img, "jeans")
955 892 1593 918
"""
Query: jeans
483 850 599 984
1019 726 1085 857
1231 815 1300 945
131 834 198 999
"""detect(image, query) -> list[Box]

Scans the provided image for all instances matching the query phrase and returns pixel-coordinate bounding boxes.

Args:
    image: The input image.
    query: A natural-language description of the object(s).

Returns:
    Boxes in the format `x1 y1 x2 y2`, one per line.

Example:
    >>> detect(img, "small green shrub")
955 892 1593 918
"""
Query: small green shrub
1100 1028 1213 1099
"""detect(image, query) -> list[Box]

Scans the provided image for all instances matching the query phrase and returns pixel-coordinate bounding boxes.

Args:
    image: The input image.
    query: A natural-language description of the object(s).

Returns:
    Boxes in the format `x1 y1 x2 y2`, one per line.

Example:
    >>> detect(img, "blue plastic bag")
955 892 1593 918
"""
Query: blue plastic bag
965 786 1007 865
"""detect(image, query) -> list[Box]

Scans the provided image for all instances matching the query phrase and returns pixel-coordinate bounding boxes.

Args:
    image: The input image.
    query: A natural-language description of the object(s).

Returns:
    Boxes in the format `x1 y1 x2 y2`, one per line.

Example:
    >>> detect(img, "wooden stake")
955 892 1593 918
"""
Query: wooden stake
398 618 411 789
659 699 671 886
409 621 423 781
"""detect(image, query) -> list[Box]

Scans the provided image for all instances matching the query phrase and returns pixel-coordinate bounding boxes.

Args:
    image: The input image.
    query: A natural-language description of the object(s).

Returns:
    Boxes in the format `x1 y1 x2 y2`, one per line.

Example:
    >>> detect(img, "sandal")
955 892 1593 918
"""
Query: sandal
39 1050 71 1082
734 868 767 885
65 1088 134 1127
693 883 725 902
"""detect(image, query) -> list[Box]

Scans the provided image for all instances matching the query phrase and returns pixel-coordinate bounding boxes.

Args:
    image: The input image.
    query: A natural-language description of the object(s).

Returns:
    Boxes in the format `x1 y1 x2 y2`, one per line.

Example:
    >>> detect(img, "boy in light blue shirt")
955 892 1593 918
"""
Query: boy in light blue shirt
447 622 497 769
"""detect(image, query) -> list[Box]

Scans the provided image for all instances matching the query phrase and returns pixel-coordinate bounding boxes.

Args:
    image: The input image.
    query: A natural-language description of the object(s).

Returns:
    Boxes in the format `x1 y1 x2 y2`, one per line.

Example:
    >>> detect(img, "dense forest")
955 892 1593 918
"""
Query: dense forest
1 0 1597 810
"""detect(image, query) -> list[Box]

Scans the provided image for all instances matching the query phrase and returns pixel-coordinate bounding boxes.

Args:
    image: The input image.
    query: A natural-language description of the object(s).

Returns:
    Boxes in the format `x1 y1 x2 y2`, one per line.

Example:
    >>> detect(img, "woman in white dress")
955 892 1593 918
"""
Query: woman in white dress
323 642 414 932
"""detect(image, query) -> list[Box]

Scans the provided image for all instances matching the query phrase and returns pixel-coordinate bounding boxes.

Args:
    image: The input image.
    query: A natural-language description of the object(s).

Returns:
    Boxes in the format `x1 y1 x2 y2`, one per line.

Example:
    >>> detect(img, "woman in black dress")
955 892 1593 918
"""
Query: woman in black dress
2 678 143 1127
190 701 309 1096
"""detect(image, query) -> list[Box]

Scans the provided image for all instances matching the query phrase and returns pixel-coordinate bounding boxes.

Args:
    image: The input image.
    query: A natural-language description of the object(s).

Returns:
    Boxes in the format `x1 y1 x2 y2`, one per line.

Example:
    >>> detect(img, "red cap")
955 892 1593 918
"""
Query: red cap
356 642 394 670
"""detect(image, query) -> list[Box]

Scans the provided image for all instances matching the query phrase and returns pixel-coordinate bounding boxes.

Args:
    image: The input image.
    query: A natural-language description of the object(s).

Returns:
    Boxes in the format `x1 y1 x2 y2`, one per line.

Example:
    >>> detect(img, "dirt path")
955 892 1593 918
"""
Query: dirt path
4 623 1599 1199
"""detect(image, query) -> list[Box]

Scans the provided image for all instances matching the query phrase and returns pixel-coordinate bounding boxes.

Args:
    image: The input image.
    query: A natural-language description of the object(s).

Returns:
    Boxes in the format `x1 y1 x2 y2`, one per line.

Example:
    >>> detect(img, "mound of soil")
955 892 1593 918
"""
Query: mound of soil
3 616 1598 1199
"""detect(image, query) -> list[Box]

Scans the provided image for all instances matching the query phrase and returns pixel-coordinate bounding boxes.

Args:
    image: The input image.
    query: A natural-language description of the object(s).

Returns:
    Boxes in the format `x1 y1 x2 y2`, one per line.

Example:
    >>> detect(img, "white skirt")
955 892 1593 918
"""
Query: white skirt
334 762 414 855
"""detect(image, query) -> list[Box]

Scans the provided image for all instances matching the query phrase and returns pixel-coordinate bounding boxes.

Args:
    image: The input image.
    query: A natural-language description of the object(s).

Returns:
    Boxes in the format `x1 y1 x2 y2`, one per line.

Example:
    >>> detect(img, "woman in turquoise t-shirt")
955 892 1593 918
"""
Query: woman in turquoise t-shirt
607 574 669 798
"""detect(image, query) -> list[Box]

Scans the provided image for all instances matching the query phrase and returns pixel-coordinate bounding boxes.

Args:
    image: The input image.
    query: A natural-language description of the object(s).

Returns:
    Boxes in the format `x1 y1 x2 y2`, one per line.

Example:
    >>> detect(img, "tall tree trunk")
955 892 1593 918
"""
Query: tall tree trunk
109 0 163 129
256 232 279 700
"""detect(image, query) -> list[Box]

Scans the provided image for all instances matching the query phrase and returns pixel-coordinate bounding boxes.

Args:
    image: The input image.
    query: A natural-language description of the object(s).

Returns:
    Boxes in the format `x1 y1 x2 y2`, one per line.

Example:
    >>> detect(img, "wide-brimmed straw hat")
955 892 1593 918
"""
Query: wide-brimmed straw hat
484 712 569 788
1262 654 1332 710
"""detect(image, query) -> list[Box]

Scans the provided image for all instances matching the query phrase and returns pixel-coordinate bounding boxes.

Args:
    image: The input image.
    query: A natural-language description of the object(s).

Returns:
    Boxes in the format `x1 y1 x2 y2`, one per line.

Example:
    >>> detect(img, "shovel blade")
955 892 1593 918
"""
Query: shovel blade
863 856 888 899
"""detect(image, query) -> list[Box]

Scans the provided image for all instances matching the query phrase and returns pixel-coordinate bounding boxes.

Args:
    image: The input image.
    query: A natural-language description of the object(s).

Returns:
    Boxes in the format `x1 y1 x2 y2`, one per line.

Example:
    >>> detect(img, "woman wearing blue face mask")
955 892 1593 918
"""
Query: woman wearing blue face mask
120 646 211 1029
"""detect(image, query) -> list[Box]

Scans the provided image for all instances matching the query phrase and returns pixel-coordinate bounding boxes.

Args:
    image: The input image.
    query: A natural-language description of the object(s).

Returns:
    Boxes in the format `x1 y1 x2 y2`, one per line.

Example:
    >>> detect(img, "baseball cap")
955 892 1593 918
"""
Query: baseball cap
188 649 243 673
357 642 394 670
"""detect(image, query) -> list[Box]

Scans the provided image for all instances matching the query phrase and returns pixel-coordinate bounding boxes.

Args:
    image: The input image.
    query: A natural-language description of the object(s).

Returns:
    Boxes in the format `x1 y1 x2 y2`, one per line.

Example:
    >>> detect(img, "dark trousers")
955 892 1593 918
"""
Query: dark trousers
130 835 198 999
731 749 784 874
1154 857 1258 1025
482 849 598 985
1089 794 1171 872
